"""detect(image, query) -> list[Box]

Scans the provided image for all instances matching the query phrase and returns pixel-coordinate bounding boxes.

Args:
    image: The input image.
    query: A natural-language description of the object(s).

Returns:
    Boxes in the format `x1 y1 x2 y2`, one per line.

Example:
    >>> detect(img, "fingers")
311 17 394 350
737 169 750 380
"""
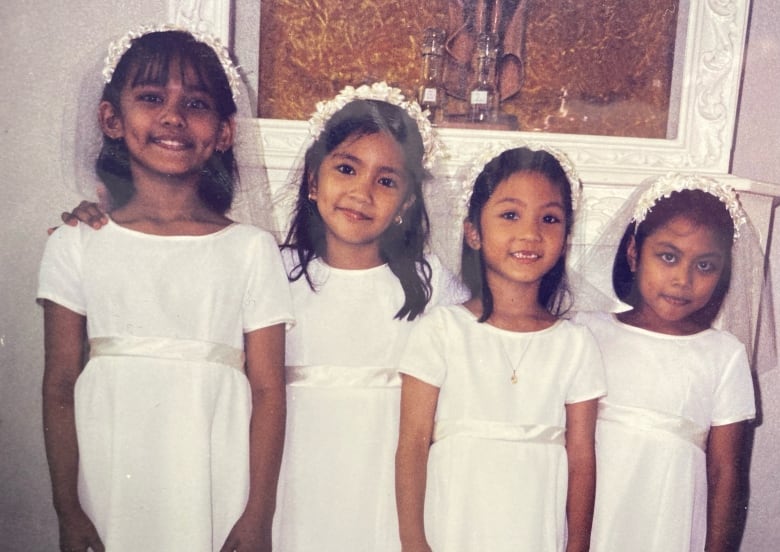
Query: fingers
89 534 106 552
60 213 77 228
58 513 104 552
219 537 238 552
60 201 109 229
81 520 105 552
60 536 104 552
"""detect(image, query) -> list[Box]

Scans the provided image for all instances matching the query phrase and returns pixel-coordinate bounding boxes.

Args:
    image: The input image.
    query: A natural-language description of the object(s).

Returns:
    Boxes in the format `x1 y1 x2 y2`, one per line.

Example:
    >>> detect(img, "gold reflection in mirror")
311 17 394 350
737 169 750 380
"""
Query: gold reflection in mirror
258 0 679 138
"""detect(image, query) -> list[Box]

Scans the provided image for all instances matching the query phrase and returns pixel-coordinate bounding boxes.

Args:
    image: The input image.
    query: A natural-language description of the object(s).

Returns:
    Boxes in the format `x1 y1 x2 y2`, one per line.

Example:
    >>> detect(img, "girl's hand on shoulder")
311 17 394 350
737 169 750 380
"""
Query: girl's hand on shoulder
219 512 271 552
61 201 109 229
57 506 104 552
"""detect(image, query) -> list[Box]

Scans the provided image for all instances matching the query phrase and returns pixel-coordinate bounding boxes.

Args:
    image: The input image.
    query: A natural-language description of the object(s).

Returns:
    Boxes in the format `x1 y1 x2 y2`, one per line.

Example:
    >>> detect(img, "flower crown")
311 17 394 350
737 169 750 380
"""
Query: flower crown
308 82 445 171
631 173 746 240
459 141 583 218
102 23 242 101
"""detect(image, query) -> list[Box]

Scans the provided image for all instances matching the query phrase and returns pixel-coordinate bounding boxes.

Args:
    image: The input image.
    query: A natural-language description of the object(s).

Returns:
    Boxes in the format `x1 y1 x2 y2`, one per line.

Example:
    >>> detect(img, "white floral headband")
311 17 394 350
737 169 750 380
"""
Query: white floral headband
308 82 445 171
102 23 242 101
459 141 583 219
631 173 746 240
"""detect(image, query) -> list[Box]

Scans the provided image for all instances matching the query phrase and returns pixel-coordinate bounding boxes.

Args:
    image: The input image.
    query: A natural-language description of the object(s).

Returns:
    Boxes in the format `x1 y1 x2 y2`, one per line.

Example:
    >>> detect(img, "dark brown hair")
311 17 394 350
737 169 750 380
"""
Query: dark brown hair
96 30 238 213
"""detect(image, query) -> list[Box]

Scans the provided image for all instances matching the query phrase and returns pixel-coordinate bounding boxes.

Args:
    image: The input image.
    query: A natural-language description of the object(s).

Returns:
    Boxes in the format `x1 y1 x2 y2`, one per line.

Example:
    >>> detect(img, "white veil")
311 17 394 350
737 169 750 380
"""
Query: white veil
572 173 776 372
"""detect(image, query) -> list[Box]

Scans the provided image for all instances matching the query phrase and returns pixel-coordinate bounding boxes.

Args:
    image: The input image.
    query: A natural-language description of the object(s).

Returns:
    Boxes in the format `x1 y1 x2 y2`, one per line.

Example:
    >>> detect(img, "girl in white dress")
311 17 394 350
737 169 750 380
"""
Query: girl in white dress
39 28 293 552
272 83 467 552
576 174 757 552
396 145 606 552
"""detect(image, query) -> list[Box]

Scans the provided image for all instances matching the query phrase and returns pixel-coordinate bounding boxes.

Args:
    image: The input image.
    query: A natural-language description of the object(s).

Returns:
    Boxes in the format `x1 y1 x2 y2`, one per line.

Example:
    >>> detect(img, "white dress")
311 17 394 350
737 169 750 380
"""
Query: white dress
575 311 756 552
273 251 467 552
400 305 606 552
37 220 294 552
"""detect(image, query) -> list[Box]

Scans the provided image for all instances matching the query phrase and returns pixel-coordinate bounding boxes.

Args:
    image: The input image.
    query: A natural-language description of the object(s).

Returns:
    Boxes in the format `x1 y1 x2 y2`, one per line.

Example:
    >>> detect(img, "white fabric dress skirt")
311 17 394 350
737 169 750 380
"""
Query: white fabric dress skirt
400 305 606 552
576 311 755 552
274 252 467 552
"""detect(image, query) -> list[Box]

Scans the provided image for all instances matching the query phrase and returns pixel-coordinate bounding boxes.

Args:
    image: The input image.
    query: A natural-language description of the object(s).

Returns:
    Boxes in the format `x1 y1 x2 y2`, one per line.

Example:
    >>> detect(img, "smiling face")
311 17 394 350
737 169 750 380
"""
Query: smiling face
309 131 414 267
626 215 727 334
465 170 567 292
99 59 233 183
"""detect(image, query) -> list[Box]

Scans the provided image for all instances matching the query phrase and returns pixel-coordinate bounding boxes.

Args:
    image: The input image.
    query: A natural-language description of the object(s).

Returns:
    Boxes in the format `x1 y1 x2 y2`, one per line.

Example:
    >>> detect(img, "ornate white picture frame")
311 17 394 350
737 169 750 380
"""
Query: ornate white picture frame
169 0 752 188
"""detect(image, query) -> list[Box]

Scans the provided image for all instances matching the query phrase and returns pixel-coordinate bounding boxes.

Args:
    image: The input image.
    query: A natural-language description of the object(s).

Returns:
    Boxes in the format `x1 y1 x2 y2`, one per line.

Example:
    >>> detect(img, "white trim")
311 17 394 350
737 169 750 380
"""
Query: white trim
168 0 231 44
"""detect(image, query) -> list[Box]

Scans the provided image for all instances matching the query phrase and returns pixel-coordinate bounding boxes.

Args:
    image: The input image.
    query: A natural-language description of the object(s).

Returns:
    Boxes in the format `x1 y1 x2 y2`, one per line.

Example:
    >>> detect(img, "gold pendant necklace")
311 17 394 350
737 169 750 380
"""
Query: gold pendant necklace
501 334 533 385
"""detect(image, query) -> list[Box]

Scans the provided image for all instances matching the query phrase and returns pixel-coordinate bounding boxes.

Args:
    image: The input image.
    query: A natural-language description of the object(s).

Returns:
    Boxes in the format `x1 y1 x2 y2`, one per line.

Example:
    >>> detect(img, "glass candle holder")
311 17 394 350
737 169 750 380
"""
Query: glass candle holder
468 32 499 123
418 27 447 123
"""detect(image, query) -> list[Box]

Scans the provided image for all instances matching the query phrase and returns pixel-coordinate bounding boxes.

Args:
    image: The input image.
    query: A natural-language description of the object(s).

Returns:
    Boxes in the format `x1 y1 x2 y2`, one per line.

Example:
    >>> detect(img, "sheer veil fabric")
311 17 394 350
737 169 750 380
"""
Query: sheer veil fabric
571 174 776 373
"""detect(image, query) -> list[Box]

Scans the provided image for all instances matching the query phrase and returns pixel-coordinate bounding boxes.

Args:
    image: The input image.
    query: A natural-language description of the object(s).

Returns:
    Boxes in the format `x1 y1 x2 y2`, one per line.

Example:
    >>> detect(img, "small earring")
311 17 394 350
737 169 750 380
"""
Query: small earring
394 214 403 226
308 191 316 201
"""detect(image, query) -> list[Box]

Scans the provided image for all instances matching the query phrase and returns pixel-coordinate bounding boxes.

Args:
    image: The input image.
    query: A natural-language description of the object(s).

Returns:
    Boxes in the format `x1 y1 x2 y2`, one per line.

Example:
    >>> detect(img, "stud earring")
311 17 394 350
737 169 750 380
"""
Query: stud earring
394 214 403 226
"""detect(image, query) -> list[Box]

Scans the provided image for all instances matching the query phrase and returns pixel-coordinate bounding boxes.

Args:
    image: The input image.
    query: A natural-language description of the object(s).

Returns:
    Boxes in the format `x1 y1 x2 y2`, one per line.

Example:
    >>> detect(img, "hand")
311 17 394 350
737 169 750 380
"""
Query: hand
57 507 104 552
219 512 271 552
402 542 433 552
61 201 109 229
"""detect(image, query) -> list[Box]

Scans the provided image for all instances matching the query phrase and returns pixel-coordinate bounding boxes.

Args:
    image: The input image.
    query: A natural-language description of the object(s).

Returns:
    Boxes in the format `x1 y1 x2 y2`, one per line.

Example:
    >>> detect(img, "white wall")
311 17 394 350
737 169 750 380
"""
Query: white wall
0 3 166 549
1 1 778 550
731 1 780 549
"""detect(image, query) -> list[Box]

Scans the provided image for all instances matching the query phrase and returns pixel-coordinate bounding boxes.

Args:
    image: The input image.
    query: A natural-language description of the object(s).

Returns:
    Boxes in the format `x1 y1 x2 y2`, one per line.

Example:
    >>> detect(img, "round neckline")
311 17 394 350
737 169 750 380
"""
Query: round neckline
608 312 714 339
456 304 563 336
313 256 389 275
105 216 237 239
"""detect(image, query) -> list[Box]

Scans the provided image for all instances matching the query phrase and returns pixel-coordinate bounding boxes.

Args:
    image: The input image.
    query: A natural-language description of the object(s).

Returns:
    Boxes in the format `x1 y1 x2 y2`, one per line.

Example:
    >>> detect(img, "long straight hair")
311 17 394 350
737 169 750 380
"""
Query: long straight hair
461 147 576 322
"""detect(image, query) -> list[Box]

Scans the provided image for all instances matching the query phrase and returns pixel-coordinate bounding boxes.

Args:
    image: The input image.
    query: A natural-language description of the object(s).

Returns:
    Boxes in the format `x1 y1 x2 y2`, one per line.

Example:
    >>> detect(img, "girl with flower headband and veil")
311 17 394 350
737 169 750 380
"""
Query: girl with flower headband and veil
39 27 293 551
573 174 759 551
269 83 467 551
396 145 605 552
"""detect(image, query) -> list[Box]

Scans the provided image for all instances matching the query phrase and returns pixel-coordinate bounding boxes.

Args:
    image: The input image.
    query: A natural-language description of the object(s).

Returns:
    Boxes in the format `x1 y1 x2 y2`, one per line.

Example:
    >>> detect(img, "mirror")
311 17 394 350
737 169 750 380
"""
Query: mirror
257 0 684 139
170 0 748 180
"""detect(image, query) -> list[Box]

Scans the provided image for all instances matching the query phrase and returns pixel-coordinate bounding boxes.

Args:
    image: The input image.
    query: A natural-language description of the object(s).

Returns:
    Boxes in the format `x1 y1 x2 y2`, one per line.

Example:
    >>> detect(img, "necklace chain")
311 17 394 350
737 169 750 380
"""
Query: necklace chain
500 335 533 385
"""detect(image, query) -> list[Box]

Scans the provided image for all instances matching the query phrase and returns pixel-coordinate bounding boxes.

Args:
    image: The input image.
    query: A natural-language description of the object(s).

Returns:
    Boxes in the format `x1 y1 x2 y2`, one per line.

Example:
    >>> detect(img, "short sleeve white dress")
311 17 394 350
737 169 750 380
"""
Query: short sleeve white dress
273 251 467 552
575 311 756 552
37 220 294 552
400 305 606 552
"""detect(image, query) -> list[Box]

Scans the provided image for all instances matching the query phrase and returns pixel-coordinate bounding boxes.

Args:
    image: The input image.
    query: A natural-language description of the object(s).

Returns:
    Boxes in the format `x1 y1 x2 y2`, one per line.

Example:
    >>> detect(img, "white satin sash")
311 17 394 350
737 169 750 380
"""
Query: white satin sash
598 402 709 451
433 419 566 445
89 336 245 371
286 365 401 388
